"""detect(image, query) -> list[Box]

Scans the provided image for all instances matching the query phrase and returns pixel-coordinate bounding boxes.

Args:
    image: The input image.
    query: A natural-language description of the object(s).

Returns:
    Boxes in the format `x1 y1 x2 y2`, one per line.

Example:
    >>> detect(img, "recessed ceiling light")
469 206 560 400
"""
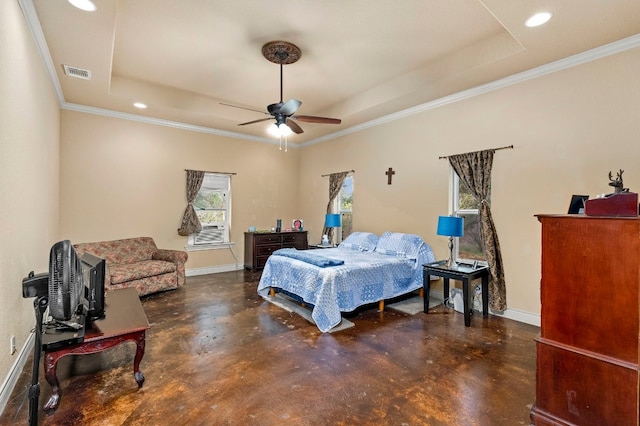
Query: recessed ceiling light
133 102 147 109
67 0 97 12
525 11 553 27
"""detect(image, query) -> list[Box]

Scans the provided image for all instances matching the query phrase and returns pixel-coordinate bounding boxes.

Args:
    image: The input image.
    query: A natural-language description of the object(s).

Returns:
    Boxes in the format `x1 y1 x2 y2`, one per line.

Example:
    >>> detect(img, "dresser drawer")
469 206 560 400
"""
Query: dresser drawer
256 244 281 256
282 234 300 244
256 256 271 269
283 233 307 249
254 234 282 245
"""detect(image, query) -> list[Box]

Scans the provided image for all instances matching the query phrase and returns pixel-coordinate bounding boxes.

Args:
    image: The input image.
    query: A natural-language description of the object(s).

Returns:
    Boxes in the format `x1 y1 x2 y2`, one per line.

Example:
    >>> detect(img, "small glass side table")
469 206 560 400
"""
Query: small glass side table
308 244 335 249
423 260 489 327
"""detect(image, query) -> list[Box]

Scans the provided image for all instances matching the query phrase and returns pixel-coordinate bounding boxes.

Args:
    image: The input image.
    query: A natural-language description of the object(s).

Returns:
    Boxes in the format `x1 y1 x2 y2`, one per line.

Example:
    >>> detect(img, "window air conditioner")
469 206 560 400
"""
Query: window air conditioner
194 224 227 245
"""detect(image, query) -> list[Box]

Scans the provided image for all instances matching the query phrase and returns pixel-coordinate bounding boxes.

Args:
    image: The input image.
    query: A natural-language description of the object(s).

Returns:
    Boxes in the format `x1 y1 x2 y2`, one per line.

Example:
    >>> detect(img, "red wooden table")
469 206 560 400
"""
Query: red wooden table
41 287 150 413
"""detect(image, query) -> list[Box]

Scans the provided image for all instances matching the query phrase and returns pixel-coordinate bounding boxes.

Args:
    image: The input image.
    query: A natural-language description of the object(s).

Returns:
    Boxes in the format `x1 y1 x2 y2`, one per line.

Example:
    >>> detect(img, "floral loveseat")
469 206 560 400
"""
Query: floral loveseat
73 237 188 296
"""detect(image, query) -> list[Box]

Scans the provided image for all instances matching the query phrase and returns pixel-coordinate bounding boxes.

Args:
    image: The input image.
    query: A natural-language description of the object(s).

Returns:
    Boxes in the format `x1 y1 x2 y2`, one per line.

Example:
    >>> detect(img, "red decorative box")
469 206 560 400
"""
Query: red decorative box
584 192 639 217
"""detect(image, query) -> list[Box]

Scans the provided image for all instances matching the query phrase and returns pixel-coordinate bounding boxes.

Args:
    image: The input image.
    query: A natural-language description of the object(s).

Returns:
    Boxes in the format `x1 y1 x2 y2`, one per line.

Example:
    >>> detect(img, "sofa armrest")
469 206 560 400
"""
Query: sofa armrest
153 249 188 287
153 249 188 264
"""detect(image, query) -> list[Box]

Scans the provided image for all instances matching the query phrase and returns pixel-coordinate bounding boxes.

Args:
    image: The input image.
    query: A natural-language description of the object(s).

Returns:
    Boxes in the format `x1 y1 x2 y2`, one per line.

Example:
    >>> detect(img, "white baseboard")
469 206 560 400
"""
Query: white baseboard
0 332 34 417
185 263 244 277
435 287 541 327
493 307 541 327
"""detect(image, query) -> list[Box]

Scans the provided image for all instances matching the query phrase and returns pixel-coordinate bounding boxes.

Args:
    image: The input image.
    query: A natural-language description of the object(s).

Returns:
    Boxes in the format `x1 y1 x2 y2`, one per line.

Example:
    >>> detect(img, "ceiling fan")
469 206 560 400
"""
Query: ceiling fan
221 41 341 136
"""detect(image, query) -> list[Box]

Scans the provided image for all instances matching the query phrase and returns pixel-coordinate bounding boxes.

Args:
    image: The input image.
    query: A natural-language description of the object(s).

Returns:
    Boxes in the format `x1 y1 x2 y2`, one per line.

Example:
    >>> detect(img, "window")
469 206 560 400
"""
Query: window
188 173 231 246
451 169 488 262
337 175 353 240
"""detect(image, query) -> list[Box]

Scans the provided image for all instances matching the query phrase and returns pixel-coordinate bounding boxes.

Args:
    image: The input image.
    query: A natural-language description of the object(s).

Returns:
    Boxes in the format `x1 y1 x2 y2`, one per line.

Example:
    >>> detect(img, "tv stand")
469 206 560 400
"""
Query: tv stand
41 288 149 413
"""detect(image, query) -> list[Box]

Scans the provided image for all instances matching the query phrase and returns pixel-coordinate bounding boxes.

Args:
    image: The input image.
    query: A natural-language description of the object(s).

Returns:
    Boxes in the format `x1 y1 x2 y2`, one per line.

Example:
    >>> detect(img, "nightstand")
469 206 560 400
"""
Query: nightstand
308 244 335 249
423 261 489 327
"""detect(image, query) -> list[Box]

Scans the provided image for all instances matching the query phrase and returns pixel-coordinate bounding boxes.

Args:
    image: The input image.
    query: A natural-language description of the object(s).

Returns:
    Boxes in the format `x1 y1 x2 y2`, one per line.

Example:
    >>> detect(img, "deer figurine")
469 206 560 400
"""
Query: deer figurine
608 169 628 194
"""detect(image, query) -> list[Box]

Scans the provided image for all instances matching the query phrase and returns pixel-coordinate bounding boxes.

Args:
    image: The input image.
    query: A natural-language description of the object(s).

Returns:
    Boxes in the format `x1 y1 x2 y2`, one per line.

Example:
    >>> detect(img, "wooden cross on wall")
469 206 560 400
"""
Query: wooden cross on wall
385 167 395 185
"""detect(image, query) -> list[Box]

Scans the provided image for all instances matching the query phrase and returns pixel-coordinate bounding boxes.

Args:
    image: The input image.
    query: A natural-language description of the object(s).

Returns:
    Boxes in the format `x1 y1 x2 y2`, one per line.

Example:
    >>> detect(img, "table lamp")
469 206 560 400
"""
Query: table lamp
325 213 342 246
437 215 464 267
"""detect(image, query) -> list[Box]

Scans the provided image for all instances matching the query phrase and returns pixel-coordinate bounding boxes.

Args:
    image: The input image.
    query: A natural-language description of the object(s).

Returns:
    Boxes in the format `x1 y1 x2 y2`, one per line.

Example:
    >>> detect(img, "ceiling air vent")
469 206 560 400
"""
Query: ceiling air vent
63 64 91 80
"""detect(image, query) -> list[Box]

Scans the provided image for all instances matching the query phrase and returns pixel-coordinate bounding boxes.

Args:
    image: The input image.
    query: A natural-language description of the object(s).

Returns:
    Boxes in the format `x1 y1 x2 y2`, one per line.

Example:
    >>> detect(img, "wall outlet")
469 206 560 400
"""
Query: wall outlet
10 335 16 355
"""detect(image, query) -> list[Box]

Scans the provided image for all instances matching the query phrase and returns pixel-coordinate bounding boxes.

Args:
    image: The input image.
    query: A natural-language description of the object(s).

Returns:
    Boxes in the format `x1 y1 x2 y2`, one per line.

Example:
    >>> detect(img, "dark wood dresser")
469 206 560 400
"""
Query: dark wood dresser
531 215 639 426
244 231 308 271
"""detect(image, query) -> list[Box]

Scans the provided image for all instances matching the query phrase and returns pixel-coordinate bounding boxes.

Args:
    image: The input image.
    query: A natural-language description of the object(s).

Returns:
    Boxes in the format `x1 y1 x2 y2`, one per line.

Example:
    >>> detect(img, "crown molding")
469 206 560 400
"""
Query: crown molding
61 102 279 145
18 0 640 148
18 0 65 105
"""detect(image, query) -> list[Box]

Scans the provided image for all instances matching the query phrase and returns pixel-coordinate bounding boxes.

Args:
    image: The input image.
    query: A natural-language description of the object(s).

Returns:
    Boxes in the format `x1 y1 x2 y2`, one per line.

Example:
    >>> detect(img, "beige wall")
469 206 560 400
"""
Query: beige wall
0 0 60 383
299 48 640 316
59 111 301 270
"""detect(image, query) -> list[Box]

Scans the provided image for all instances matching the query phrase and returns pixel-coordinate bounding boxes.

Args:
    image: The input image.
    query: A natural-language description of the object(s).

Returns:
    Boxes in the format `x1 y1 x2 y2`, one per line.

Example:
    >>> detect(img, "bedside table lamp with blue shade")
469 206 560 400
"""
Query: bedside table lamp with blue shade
324 213 342 246
437 215 464 267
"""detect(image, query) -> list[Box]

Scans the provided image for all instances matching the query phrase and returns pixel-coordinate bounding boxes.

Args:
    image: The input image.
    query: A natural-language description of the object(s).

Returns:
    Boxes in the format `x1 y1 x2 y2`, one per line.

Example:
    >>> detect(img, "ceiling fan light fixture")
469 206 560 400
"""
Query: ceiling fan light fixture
268 123 293 137
67 0 97 12
525 11 552 27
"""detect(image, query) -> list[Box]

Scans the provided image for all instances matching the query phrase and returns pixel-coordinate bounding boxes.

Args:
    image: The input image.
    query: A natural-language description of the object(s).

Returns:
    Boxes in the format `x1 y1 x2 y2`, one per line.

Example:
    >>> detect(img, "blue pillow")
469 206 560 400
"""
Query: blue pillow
338 232 379 252
374 232 424 259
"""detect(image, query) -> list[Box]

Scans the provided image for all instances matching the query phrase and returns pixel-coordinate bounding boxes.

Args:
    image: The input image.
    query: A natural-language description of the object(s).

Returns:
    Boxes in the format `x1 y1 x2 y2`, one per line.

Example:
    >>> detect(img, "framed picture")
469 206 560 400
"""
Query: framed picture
568 195 589 214
292 219 303 230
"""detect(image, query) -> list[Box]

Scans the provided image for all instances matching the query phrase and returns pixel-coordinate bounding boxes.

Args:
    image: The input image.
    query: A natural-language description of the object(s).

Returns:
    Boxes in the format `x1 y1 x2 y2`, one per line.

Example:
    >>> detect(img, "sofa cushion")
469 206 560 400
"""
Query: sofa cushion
110 260 177 285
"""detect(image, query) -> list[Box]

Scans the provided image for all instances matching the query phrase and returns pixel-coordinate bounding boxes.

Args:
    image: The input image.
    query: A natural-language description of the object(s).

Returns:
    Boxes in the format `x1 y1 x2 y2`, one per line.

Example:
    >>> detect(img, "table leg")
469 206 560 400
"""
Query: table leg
482 273 489 317
133 331 146 388
423 270 431 313
443 278 450 309
43 352 61 413
463 278 471 327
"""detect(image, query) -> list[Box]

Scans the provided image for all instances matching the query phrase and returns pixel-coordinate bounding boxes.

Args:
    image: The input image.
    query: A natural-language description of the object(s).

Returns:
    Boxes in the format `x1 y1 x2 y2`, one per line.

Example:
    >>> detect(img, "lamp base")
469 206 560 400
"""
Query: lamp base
447 237 456 268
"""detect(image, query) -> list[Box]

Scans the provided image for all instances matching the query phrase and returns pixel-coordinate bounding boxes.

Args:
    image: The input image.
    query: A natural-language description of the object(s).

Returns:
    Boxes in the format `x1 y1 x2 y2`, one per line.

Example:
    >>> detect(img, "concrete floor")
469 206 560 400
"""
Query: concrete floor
1 270 538 425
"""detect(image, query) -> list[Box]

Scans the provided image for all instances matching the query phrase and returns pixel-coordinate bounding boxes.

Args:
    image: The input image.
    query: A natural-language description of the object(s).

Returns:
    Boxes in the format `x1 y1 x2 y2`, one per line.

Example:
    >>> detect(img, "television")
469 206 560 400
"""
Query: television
80 252 106 321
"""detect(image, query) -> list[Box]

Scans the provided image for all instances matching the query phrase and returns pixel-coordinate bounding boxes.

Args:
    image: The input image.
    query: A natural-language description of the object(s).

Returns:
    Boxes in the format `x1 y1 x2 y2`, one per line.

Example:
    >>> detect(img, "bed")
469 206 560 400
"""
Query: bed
257 232 436 332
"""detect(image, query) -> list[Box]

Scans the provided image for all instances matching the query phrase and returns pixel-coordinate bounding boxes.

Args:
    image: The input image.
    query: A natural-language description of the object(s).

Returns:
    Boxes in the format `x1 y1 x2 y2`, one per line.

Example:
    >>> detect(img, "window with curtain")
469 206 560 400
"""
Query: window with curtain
451 168 489 262
187 173 231 246
338 175 353 239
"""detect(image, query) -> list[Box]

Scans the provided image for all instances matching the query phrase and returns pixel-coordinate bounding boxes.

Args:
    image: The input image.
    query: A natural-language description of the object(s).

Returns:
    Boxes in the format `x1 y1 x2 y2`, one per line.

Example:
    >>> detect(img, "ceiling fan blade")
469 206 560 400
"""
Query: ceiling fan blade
267 102 283 115
286 119 304 134
292 115 342 124
220 102 268 115
238 117 273 126
279 99 302 116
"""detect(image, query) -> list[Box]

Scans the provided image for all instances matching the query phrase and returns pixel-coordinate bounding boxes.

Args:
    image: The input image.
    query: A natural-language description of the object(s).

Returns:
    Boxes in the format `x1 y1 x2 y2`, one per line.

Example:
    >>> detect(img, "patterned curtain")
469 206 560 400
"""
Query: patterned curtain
177 170 205 236
448 150 507 311
321 172 348 242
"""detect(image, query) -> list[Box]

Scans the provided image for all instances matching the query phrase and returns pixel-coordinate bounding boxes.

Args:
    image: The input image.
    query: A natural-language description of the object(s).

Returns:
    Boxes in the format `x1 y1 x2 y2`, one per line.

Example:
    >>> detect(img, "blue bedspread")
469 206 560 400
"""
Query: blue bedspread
258 233 436 332
272 248 344 267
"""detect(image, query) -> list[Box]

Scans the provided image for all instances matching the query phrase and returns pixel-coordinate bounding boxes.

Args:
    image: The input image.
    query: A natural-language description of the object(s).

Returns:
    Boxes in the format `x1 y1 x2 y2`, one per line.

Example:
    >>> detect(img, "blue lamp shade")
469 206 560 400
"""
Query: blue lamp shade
437 215 464 237
325 213 342 228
